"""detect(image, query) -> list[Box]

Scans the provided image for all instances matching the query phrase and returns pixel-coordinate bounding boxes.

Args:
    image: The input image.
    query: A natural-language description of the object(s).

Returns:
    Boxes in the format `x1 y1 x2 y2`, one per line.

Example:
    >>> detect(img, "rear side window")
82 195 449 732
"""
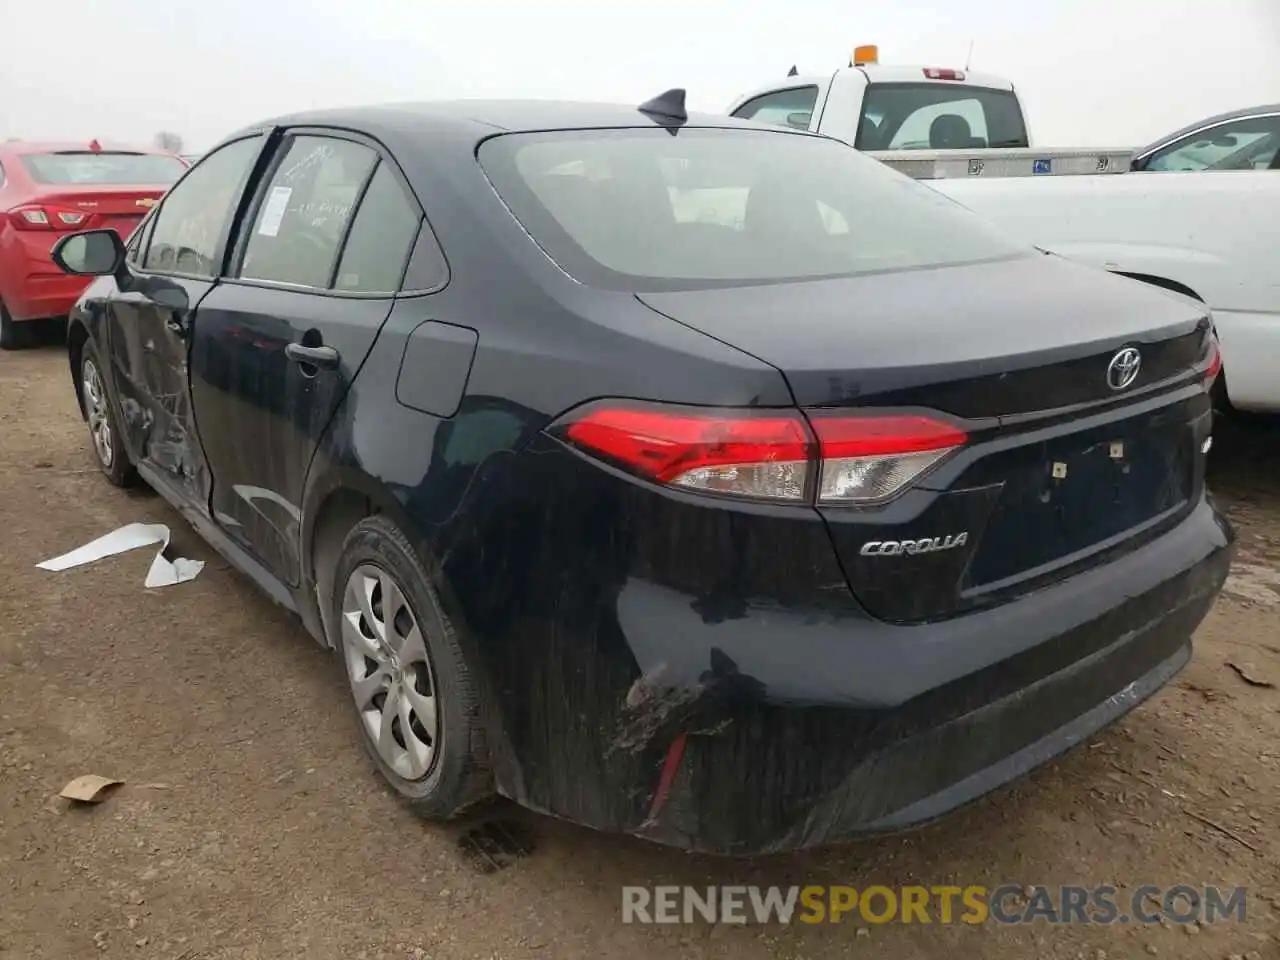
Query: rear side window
731 87 818 131
859 83 1028 150
478 127 1028 292
239 136 376 289
333 162 421 293
19 152 187 185
144 137 262 277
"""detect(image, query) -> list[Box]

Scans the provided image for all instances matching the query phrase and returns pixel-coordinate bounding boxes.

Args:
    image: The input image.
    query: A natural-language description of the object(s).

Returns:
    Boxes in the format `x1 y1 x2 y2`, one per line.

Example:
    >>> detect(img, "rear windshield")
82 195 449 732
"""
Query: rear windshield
478 127 1028 292
857 83 1029 150
20 152 187 185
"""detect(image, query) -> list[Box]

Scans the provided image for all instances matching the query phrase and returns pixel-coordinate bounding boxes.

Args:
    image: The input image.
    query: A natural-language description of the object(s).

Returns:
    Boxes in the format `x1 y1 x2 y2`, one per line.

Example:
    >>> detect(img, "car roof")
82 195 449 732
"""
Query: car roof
1136 103 1280 156
243 98 790 144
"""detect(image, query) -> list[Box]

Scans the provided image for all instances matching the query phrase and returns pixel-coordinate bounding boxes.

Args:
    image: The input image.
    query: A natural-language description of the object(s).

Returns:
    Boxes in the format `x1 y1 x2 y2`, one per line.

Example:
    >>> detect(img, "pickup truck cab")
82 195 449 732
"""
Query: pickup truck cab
727 45 1031 151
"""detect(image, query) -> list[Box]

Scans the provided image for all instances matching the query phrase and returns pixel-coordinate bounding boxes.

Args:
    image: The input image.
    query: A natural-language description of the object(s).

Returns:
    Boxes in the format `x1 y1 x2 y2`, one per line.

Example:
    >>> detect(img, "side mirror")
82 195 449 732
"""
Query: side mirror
51 229 126 277
785 111 813 130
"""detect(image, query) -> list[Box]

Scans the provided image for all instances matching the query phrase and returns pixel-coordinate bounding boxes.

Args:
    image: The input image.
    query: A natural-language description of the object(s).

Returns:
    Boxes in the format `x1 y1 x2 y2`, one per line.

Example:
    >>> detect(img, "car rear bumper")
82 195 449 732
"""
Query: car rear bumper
1 230 90 321
5 276 87 321
471 484 1231 856
619 496 1232 854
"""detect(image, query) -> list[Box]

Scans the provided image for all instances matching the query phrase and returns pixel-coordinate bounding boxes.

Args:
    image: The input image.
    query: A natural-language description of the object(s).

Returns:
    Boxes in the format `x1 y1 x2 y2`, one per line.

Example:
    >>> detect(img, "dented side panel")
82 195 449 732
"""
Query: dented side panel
105 274 217 507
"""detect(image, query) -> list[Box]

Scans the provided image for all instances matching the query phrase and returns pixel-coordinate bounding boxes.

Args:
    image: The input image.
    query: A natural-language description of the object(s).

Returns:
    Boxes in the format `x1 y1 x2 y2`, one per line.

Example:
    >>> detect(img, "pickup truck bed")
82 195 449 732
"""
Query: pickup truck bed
873 147 1135 180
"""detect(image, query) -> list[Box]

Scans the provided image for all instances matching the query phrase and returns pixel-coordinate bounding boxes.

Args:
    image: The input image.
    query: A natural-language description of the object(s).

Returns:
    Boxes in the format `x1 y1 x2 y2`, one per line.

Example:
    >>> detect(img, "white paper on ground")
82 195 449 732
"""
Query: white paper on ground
36 522 204 588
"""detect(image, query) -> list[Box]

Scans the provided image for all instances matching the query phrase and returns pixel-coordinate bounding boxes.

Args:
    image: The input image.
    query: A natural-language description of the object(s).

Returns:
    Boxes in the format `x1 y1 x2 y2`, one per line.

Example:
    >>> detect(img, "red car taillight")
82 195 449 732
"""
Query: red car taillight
1203 335 1222 387
551 401 967 505
7 204 90 231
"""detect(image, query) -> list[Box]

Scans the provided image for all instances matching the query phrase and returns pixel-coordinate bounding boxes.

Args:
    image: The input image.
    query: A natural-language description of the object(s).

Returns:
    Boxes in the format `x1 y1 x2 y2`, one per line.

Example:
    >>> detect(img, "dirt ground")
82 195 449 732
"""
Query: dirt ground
1 344 1277 960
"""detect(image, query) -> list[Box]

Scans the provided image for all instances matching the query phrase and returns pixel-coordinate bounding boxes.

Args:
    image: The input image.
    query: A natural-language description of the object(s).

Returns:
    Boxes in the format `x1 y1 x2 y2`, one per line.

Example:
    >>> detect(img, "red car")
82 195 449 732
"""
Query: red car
0 141 187 349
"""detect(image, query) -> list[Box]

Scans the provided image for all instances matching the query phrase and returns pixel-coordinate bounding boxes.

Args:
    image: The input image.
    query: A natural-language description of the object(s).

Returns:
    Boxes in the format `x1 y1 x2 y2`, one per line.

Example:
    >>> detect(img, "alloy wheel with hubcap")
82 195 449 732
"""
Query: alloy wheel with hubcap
78 342 135 487
331 515 492 817
341 563 440 781
82 356 115 470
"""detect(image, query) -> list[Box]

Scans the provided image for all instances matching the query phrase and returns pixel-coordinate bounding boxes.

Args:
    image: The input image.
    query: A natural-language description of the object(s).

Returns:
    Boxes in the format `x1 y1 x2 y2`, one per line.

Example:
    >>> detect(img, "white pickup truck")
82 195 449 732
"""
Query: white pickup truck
729 58 1280 413
728 46 1133 178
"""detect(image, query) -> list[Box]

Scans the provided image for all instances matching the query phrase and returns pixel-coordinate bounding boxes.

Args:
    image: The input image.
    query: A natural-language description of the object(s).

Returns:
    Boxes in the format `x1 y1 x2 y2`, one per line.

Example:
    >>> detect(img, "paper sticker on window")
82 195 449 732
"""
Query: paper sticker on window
257 186 292 237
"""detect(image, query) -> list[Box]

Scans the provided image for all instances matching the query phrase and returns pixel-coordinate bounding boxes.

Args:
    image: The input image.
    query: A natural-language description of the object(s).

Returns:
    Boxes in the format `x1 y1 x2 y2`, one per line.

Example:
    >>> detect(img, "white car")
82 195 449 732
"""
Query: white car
930 169 1279 414
1131 103 1280 173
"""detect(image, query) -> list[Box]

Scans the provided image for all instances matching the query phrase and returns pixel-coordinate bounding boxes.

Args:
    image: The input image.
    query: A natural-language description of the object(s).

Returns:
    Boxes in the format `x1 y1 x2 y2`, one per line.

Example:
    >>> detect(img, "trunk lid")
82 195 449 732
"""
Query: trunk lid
636 253 1207 413
34 186 167 239
638 253 1215 623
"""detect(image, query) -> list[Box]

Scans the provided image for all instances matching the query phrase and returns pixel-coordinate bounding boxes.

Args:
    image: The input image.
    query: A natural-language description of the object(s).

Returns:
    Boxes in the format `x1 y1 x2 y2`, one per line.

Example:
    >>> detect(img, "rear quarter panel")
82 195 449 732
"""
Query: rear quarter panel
932 171 1280 411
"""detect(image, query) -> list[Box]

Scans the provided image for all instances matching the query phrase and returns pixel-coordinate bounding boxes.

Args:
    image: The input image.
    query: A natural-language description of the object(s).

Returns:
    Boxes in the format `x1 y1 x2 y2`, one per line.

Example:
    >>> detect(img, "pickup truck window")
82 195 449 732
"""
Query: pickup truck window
1145 115 1280 172
478 127 1028 292
857 83 1029 150
731 87 818 131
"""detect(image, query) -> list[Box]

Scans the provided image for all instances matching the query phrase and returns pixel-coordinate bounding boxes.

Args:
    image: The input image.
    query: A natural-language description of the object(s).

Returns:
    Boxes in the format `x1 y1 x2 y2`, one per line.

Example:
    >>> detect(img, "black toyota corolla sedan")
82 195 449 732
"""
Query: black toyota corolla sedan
50 92 1233 855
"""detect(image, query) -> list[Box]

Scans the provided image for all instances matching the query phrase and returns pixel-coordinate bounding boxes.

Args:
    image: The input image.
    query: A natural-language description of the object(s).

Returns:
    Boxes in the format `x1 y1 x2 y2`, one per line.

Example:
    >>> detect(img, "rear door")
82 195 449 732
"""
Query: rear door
190 129 425 586
103 135 268 506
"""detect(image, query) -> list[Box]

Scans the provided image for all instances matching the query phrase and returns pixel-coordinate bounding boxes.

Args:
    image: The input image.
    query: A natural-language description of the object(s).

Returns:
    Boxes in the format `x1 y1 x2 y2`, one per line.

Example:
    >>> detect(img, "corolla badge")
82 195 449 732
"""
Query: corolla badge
1106 347 1142 391
859 533 969 557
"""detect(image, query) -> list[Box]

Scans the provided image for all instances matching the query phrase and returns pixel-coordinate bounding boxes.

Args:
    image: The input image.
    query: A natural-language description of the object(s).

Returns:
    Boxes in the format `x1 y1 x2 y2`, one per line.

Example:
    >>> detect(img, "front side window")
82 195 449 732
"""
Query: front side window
858 83 1028 150
1145 115 1280 171
732 87 819 131
479 127 1028 292
143 137 262 277
239 136 376 289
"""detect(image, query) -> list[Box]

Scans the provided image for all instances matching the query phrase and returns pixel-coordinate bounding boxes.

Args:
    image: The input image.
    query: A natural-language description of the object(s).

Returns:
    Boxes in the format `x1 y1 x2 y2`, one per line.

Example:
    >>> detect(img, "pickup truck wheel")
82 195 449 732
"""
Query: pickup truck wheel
333 516 493 819
80 342 137 487
0 301 33 351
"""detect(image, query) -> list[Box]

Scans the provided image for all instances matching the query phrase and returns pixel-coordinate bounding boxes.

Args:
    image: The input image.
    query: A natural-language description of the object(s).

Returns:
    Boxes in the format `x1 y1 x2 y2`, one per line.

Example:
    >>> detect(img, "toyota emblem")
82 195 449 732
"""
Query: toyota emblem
1106 347 1142 391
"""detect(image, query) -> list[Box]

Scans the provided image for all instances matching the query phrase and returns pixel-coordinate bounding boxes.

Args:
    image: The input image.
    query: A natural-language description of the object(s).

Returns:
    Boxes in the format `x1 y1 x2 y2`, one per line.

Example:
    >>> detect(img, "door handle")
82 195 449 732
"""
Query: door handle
285 342 340 369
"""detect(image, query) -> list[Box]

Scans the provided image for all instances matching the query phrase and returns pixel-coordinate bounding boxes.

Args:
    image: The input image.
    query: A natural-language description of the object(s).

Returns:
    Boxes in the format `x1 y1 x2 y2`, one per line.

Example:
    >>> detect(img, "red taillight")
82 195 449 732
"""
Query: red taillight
809 414 968 504
552 402 967 505
560 404 814 501
923 68 965 81
1204 336 1222 386
7 205 90 231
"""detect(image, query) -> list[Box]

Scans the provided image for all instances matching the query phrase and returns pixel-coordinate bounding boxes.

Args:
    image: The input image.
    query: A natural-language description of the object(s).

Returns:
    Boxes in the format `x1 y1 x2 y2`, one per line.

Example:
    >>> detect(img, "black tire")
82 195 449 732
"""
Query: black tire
0 301 33 351
1210 372 1232 420
331 516 493 818
79 340 137 487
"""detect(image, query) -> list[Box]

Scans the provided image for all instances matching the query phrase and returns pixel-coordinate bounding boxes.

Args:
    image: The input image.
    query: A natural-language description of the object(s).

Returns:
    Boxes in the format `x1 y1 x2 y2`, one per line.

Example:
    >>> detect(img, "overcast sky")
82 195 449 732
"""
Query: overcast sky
2 0 1276 151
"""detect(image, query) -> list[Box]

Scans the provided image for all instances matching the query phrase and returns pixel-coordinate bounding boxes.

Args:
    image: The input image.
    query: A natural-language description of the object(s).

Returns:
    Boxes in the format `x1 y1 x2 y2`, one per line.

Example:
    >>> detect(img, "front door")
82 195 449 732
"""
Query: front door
104 135 268 506
189 131 424 585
